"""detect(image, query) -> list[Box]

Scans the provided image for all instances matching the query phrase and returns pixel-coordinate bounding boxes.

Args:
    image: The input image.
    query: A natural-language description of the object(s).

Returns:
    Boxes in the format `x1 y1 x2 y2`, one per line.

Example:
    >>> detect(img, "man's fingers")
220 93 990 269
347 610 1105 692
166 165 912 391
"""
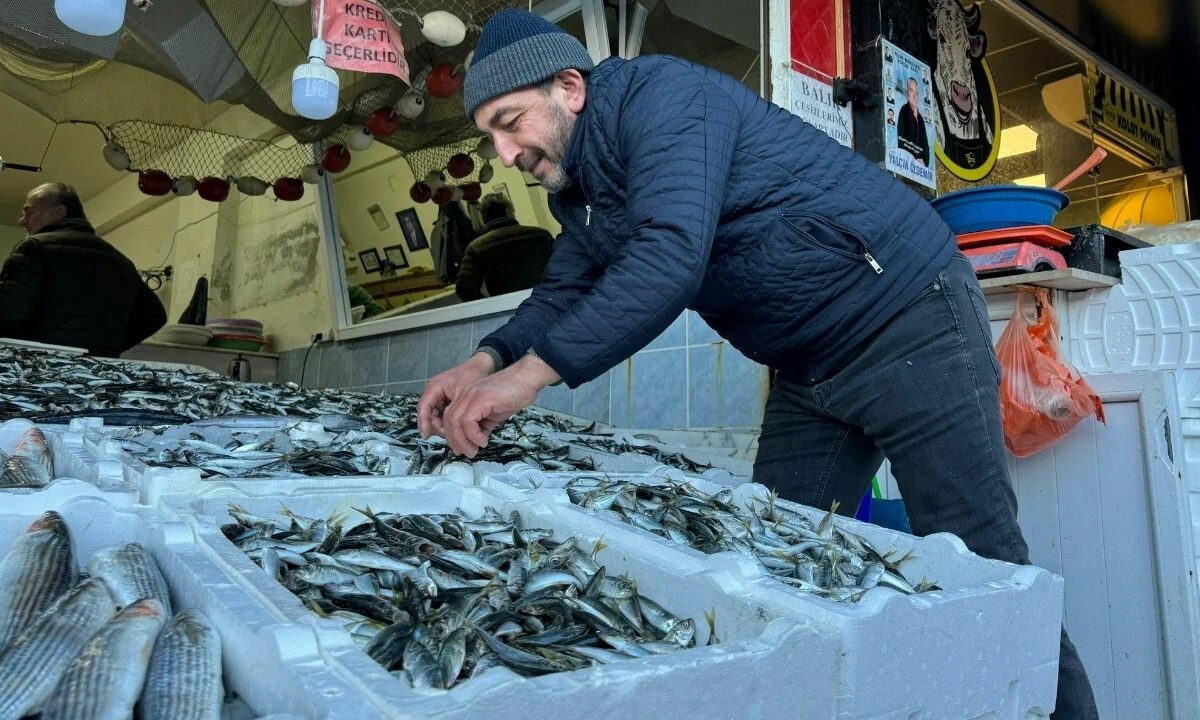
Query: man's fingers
416 384 449 438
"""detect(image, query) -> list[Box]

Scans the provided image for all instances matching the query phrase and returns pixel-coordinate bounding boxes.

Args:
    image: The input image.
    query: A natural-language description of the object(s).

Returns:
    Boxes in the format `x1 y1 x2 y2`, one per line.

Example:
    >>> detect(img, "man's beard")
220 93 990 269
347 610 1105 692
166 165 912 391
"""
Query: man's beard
519 100 574 193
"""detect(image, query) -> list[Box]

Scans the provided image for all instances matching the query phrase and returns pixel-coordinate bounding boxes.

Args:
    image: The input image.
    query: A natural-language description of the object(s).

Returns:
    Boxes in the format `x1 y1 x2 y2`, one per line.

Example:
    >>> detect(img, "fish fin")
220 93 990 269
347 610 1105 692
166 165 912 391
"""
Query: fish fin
591 536 607 560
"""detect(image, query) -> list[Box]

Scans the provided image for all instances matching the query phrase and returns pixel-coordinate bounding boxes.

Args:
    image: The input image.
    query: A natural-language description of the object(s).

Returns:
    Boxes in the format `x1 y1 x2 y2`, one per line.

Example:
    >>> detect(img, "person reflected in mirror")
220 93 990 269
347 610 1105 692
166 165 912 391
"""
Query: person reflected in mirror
455 193 554 301
347 282 384 320
0 182 166 356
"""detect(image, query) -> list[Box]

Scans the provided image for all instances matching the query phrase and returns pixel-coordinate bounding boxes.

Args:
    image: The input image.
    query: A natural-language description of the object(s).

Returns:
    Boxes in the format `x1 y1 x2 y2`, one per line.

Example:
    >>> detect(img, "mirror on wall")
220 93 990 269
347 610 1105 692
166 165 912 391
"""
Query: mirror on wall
328 139 560 328
322 0 765 338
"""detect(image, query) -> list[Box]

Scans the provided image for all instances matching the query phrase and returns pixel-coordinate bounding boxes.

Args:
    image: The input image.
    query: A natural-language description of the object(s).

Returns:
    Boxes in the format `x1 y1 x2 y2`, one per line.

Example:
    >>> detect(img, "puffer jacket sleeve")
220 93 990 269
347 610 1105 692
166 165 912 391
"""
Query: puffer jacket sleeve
476 230 602 367
455 245 485 301
122 280 167 351
533 60 740 387
0 239 43 339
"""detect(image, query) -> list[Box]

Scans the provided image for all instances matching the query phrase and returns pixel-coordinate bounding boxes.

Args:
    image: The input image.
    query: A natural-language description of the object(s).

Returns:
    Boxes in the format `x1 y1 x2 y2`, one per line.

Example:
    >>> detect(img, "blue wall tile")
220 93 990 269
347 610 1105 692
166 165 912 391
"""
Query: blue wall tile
689 343 768 428
687 310 722 345
610 358 633 427
573 371 611 424
387 330 429 383
630 349 688 429
427 322 474 376
351 337 389 388
535 382 574 415
643 312 687 351
318 342 352 389
386 381 426 397
471 312 514 347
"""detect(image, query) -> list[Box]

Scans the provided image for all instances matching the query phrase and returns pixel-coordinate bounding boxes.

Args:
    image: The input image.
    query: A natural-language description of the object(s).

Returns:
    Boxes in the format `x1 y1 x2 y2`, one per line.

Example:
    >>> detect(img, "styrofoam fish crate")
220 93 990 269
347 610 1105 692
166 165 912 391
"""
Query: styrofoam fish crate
0 486 383 719
1066 242 1200 414
47 417 464 507
160 477 843 720
1063 243 1200 593
475 467 1064 720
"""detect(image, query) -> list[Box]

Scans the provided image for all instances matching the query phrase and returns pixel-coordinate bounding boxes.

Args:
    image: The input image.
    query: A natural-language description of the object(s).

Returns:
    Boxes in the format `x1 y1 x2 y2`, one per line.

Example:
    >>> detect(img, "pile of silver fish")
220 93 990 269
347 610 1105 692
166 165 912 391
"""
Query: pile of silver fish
0 421 54 488
225 503 701 690
563 476 938 602
0 511 223 719
0 345 585 433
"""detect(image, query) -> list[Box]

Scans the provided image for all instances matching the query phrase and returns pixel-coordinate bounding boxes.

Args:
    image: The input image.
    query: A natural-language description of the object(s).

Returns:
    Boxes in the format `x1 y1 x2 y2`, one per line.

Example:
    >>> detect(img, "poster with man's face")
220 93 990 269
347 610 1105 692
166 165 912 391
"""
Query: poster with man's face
881 39 936 191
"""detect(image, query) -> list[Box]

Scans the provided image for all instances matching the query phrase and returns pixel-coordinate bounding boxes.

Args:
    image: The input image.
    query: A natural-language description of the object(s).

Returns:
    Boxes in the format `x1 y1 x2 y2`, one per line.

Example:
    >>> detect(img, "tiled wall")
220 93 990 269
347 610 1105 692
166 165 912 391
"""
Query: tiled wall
278 310 769 430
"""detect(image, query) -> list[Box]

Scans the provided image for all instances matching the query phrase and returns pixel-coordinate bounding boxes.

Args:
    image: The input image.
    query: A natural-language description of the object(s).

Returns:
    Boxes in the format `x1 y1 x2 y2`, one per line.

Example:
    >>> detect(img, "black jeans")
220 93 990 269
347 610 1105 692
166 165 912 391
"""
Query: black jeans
753 253 1098 719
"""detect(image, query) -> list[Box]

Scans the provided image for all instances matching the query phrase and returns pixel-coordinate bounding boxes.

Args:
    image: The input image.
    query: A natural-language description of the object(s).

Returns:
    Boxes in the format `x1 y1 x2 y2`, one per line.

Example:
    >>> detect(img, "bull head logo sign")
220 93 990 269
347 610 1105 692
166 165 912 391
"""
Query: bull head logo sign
928 0 1001 180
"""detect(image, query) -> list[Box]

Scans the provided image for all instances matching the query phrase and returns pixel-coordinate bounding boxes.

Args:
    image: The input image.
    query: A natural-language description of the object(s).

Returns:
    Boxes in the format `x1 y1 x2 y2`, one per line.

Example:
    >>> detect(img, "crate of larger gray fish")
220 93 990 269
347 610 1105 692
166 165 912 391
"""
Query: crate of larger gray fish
161 478 862 720
477 467 1066 720
0 485 386 720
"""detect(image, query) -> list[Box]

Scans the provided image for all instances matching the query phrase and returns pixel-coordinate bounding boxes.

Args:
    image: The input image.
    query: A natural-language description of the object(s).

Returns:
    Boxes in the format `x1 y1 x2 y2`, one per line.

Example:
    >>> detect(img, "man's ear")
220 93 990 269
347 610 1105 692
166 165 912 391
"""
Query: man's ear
555 69 587 114
50 204 67 222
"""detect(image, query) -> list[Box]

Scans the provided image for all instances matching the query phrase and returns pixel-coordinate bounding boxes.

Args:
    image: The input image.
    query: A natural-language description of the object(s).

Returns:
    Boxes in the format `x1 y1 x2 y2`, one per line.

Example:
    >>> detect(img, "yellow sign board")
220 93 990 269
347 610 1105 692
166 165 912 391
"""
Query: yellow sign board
1088 65 1179 166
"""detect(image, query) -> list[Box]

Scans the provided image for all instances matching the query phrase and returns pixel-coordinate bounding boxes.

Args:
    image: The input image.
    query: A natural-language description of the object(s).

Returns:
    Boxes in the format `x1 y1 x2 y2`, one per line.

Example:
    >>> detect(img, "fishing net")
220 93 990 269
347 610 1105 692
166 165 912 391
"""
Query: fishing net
107 120 316 181
402 138 491 184
0 0 524 180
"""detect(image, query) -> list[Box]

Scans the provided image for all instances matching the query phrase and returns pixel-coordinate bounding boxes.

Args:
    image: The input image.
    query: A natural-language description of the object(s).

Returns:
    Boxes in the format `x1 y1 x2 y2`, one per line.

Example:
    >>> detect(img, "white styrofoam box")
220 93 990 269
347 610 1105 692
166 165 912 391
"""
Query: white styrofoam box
1066 242 1200 413
1008 372 1200 720
48 418 470 507
475 467 1063 720
0 489 381 719
162 477 844 720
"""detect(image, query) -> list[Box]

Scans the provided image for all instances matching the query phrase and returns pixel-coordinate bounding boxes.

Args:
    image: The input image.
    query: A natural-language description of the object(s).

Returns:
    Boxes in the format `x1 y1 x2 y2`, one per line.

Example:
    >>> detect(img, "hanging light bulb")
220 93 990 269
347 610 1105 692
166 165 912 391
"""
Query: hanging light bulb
55 0 125 36
344 125 374 151
292 39 339 120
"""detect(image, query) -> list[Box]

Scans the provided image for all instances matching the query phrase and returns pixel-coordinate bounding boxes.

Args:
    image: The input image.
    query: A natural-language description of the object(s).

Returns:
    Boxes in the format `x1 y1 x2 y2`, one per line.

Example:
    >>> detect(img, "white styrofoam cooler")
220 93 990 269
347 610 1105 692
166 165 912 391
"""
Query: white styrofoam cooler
0 483 383 719
477 466 1064 720
161 477 843 720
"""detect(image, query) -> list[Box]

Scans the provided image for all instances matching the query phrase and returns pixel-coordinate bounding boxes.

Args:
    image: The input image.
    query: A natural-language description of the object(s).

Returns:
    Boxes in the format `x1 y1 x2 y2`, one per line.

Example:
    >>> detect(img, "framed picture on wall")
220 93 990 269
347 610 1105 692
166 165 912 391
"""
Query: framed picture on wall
382 244 409 270
359 249 382 273
396 208 428 252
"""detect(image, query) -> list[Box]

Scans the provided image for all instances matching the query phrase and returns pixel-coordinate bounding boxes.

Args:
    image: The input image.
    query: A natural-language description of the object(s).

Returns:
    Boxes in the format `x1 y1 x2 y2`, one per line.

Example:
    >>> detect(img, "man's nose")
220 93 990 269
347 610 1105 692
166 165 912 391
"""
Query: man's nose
494 136 521 168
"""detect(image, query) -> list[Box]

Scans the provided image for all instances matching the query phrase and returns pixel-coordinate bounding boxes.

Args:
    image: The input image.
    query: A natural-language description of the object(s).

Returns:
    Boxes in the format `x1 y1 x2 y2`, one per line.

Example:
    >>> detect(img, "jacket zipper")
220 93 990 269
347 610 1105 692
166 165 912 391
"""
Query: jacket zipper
782 212 883 274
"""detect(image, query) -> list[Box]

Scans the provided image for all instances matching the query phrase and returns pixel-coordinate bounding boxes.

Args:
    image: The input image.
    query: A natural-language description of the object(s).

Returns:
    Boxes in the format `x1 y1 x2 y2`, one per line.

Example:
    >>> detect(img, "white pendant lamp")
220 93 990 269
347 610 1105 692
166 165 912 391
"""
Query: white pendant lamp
55 0 126 36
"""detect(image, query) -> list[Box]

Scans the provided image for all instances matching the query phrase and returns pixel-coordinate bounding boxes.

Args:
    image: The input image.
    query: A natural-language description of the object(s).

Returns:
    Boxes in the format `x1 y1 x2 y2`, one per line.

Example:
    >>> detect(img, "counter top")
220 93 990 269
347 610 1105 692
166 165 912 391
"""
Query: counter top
139 340 279 359
979 268 1119 295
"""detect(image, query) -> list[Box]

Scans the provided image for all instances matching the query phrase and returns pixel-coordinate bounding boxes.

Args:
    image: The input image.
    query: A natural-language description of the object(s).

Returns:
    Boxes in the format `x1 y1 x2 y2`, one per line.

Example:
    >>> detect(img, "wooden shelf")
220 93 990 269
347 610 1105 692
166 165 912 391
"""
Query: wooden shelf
979 268 1119 295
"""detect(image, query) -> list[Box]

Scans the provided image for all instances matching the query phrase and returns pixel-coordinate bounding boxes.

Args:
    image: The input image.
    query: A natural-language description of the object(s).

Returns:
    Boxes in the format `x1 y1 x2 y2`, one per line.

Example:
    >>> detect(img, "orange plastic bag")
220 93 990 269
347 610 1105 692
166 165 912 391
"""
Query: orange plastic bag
996 289 1105 457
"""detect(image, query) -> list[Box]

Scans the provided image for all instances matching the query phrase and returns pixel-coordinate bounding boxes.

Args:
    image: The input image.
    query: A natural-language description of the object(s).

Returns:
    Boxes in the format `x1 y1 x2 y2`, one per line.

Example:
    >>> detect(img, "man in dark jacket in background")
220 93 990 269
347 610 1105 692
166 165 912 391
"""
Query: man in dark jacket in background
1 183 166 356
416 11 1096 717
455 192 554 301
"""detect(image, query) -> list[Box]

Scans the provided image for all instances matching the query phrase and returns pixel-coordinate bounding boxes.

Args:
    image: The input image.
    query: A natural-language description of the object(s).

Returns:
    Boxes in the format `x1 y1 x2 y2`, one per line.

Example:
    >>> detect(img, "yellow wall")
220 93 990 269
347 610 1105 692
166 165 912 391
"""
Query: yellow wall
83 159 332 351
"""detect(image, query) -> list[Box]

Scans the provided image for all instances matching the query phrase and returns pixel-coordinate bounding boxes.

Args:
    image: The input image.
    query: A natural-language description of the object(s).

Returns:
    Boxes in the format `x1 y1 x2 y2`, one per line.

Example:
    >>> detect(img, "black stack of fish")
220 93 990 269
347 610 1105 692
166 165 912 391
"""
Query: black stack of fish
225 503 703 691
0 511 224 719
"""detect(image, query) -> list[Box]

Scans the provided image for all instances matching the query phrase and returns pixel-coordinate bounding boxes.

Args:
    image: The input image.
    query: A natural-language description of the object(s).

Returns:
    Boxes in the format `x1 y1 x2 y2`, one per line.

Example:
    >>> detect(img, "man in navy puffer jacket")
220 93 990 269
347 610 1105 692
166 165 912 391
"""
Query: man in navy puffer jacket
417 11 1096 716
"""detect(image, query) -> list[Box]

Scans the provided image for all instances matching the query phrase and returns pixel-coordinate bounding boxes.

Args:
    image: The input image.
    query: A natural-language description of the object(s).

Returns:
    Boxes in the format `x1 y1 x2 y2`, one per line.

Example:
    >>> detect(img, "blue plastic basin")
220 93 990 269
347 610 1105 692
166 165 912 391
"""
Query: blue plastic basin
930 184 1070 234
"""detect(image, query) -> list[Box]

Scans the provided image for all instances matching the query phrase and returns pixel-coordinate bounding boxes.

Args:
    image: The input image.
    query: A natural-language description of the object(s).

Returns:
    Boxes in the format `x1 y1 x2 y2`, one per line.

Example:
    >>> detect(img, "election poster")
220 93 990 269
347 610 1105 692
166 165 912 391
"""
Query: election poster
881 39 936 191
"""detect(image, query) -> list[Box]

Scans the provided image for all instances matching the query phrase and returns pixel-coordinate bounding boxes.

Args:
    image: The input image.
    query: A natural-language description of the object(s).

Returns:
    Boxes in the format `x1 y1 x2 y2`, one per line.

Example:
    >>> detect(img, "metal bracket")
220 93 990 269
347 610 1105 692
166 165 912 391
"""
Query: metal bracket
832 76 875 109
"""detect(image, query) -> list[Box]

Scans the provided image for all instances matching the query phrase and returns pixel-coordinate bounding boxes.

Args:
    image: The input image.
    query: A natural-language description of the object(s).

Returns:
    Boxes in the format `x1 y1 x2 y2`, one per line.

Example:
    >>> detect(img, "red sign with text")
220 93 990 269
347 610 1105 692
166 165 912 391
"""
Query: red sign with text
314 0 409 82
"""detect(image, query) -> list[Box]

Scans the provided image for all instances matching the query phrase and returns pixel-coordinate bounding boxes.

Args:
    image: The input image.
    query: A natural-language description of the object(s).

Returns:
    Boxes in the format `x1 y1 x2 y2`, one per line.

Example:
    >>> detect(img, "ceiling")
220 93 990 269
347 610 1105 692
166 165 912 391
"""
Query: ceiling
0 93 122 223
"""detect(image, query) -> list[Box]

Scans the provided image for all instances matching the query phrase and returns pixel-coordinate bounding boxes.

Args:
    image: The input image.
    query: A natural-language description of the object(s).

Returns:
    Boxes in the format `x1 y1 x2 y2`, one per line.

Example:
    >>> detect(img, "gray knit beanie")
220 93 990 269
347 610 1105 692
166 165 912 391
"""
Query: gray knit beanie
463 9 594 121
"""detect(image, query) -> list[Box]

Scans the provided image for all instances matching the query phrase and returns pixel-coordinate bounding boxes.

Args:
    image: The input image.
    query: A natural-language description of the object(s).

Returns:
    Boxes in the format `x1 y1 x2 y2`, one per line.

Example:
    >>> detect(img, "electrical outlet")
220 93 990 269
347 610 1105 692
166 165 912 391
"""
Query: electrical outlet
311 332 324 344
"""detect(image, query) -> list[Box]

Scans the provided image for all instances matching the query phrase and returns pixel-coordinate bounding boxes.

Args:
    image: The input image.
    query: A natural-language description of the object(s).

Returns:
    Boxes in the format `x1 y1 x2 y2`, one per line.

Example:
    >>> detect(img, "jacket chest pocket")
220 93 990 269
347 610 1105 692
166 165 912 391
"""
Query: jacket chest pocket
781 211 883 274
